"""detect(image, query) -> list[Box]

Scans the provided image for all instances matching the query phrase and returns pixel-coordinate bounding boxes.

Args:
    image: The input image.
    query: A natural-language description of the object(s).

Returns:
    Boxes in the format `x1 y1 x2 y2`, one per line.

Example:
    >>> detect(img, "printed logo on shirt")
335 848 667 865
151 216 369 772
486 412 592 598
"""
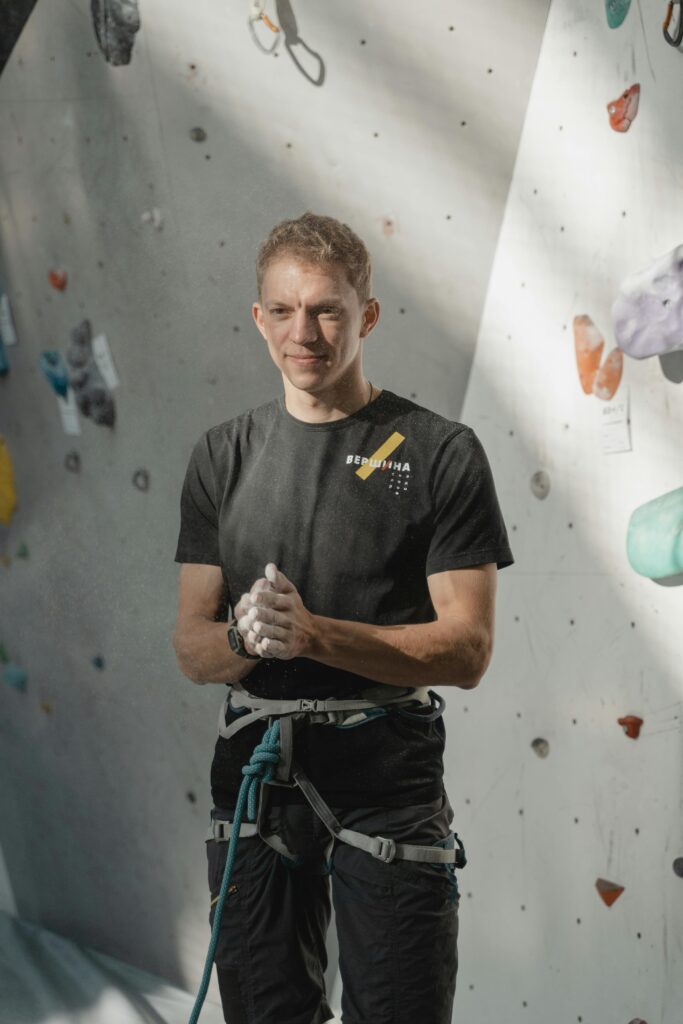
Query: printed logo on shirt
346 431 411 494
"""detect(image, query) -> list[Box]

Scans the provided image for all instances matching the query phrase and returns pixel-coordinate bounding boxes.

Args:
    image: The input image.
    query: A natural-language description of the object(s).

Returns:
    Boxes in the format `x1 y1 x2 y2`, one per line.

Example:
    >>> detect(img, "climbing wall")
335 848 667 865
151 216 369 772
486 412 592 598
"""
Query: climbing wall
451 0 683 1022
0 0 552 1017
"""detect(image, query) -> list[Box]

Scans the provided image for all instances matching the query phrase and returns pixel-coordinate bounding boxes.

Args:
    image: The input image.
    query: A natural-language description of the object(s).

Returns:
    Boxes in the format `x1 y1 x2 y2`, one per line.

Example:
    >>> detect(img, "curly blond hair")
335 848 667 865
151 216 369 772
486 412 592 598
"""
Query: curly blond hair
256 211 372 303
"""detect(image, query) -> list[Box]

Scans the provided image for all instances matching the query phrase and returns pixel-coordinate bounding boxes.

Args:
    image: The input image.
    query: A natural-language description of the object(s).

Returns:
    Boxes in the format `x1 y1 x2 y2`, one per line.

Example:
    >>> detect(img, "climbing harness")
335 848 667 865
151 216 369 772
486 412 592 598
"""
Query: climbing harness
187 682 467 1024
664 1 683 46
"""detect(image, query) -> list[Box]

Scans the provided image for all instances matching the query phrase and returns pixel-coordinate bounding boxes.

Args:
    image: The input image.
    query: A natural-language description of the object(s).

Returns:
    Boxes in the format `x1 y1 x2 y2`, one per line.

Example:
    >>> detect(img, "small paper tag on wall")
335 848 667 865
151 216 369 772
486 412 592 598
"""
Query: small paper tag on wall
92 334 120 389
0 293 18 346
600 387 631 454
57 389 81 436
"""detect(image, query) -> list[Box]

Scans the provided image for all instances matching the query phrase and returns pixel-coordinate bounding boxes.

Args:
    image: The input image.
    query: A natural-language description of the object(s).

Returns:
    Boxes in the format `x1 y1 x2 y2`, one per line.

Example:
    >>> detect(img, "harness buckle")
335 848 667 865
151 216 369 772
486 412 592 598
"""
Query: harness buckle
372 836 397 863
299 699 320 712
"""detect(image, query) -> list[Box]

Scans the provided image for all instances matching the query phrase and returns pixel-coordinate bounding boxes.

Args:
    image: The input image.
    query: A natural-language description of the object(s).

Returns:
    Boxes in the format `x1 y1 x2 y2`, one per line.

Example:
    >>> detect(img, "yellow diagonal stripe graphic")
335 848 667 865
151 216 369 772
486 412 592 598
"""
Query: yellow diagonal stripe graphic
355 431 406 480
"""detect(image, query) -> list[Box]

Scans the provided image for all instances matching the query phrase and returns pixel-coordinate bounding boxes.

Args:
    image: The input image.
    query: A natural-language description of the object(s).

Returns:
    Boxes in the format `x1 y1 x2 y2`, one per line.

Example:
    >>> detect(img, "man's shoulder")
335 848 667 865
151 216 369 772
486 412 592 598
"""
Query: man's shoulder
380 389 470 443
203 396 280 445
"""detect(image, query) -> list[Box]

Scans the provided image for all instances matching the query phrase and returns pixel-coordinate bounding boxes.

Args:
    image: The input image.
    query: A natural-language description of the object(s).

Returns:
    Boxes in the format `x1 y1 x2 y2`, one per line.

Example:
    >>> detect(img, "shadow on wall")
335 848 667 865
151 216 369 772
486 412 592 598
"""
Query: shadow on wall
1 0 680 1021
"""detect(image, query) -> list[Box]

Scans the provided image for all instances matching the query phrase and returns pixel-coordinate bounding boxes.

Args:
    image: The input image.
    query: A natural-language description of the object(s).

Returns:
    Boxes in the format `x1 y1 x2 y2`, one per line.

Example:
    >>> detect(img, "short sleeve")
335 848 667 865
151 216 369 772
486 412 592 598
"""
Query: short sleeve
425 426 514 575
174 431 221 565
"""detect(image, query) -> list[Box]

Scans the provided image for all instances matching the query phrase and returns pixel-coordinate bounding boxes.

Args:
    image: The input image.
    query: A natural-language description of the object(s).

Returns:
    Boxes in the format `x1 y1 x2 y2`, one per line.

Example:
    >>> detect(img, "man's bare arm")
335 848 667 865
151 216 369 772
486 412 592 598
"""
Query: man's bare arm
242 563 497 690
173 564 262 685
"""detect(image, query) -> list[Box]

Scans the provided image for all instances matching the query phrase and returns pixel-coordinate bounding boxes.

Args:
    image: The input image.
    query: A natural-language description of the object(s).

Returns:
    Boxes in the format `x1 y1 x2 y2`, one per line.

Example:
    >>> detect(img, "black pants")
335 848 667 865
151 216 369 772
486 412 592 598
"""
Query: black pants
205 788 461 1024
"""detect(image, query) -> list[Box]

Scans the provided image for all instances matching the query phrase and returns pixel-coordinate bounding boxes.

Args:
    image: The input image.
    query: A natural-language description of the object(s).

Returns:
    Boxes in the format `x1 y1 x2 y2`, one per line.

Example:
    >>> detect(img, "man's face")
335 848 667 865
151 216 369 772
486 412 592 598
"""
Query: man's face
252 257 378 392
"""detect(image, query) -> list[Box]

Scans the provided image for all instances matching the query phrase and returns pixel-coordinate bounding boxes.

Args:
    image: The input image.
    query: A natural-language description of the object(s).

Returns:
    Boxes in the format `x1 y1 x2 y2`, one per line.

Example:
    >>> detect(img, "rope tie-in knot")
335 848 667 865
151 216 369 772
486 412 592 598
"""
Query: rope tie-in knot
240 720 281 820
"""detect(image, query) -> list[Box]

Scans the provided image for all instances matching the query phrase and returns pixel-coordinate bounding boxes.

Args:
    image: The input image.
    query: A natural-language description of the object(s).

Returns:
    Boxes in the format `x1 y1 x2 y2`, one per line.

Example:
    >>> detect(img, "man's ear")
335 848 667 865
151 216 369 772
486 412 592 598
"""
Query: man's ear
360 298 380 338
252 302 268 340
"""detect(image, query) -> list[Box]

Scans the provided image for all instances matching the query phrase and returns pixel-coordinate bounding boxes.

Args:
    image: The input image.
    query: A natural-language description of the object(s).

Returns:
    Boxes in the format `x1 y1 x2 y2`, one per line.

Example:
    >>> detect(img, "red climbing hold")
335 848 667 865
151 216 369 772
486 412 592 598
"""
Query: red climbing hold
618 715 643 739
48 270 68 291
607 84 640 132
595 877 624 907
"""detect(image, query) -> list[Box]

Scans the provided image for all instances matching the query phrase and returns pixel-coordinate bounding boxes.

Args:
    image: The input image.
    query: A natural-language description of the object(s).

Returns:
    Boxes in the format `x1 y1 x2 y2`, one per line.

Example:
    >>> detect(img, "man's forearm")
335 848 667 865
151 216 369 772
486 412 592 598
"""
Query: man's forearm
304 615 489 689
174 618 260 685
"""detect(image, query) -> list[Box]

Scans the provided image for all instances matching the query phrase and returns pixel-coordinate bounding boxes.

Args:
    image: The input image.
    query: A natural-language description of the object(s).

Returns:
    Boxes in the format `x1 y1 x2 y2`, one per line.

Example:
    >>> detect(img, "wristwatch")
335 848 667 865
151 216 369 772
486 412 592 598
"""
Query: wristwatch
227 618 261 659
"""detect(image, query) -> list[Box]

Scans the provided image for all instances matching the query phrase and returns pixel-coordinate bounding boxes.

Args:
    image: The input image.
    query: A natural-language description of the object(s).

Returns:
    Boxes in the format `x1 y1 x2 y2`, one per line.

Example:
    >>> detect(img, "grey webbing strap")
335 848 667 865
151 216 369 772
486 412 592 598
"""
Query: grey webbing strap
206 818 259 842
290 765 457 865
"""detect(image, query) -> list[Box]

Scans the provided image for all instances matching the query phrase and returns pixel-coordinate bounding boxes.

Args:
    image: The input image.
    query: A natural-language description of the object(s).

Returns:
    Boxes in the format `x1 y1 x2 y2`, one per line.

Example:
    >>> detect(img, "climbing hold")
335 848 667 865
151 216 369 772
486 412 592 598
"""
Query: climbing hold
574 315 604 393
607 84 640 132
530 471 550 500
190 127 207 142
66 319 116 427
0 436 17 525
613 244 683 358
531 737 550 758
140 207 163 229
592 347 623 400
0 336 8 376
91 0 141 66
48 270 68 291
573 316 623 400
132 468 150 491
92 655 105 670
39 351 70 398
673 858 683 878
0 643 8 663
618 715 643 739
15 542 29 559
0 290 18 347
64 450 81 473
605 0 632 28
3 663 27 692
595 877 624 907
39 700 54 714
627 1020 648 1024
626 486 683 579
187 791 197 803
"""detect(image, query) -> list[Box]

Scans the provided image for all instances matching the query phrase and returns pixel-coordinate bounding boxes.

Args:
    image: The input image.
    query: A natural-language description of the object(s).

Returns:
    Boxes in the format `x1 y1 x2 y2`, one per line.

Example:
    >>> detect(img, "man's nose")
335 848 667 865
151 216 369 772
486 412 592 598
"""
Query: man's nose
290 310 317 344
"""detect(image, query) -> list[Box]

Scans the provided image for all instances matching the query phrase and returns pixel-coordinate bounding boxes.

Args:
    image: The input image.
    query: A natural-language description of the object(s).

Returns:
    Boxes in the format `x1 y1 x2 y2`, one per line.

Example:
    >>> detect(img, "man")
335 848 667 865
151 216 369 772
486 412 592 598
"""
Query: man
173 211 513 1024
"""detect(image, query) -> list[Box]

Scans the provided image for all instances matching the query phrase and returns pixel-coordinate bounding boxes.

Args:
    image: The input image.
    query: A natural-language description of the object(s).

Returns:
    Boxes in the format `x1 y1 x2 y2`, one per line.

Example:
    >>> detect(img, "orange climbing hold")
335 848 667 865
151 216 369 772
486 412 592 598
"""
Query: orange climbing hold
574 315 605 393
618 715 643 739
596 877 624 907
48 270 68 291
592 347 623 400
607 84 640 132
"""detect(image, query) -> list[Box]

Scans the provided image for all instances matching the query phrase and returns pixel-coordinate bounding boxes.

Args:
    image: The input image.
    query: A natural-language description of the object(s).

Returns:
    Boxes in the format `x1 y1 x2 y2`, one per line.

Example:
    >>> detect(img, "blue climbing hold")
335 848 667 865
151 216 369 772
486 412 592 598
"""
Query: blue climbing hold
39 351 69 398
626 486 683 579
605 0 632 28
3 663 27 691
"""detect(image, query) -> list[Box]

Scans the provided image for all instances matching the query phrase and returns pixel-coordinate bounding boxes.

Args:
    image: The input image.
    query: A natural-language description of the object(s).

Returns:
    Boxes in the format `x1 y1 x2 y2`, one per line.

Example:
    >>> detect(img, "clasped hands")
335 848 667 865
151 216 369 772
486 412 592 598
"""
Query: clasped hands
233 563 315 660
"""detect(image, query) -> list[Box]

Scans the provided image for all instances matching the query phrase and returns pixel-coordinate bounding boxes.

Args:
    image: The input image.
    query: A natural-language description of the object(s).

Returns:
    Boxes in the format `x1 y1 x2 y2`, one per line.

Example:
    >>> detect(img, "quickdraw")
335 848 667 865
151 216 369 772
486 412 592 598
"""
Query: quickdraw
663 1 683 46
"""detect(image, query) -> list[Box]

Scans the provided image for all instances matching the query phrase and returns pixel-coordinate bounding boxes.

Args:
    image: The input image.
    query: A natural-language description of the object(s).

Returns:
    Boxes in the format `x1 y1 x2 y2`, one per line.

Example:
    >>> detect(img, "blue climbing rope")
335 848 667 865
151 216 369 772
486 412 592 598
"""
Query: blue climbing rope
188 718 282 1024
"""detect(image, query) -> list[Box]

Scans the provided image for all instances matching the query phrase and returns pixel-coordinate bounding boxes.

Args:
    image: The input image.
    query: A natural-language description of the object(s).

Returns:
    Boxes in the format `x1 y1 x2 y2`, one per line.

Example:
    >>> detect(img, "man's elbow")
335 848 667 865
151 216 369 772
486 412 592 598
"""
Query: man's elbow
172 635 203 685
461 636 493 689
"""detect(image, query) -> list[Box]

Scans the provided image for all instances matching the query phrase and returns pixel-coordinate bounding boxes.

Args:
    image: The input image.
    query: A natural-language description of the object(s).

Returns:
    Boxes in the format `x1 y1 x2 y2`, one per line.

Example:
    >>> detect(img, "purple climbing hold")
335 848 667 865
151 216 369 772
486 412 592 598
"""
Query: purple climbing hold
91 0 141 66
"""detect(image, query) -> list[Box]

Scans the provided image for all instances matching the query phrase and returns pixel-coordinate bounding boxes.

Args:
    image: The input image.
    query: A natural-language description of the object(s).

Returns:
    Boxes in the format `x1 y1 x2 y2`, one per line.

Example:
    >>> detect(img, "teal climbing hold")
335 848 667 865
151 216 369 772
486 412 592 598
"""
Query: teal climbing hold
39 351 69 399
626 486 683 579
3 663 27 691
92 655 105 670
605 0 632 28
0 335 8 377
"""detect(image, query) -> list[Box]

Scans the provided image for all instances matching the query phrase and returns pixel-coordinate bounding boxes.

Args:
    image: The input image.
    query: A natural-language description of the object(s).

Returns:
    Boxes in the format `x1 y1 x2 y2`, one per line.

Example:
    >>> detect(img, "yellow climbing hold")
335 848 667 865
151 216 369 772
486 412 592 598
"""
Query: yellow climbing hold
0 436 17 525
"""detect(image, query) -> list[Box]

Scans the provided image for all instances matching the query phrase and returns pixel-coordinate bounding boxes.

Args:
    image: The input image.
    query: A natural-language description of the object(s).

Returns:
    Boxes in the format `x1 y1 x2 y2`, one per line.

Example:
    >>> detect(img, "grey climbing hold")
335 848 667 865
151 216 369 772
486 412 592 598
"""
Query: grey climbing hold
39 351 69 398
66 319 116 427
531 737 550 758
91 0 141 66
3 663 27 691
132 468 150 491
673 857 683 878
190 127 207 142
64 450 81 473
530 470 550 500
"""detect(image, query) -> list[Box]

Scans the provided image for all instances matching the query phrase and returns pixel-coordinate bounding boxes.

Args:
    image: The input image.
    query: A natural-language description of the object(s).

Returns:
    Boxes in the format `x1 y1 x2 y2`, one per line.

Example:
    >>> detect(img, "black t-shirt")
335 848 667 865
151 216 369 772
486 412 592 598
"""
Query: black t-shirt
174 388 514 809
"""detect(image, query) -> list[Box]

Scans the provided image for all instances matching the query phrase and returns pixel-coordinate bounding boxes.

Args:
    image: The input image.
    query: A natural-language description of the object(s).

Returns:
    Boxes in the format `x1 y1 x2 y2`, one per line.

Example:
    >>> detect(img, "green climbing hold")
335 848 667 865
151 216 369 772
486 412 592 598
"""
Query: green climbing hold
3 663 27 691
626 486 683 579
0 642 8 663
15 542 29 559
605 0 632 28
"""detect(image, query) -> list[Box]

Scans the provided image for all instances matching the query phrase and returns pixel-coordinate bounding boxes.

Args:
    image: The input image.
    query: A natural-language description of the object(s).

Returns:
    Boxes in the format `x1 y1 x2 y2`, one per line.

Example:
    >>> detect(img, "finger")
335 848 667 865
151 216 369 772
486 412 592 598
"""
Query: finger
251 619 289 641
259 636 286 655
265 563 295 593
250 591 291 611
